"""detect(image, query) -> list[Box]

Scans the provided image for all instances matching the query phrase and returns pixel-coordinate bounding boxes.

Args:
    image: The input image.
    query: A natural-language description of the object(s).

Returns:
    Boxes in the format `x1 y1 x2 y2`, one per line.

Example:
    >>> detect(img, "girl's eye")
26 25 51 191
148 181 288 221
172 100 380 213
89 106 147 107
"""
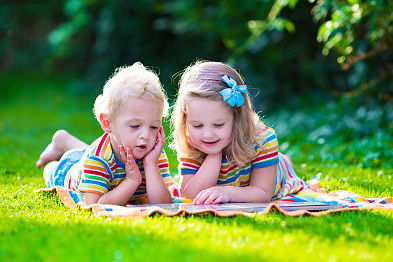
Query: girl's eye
193 125 202 129
150 126 158 130
130 125 139 129
215 123 224 127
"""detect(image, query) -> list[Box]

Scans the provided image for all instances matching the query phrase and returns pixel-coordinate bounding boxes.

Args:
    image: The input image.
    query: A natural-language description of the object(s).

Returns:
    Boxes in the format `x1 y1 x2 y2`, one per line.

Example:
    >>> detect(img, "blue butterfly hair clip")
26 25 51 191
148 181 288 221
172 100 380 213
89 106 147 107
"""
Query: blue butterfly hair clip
219 75 249 107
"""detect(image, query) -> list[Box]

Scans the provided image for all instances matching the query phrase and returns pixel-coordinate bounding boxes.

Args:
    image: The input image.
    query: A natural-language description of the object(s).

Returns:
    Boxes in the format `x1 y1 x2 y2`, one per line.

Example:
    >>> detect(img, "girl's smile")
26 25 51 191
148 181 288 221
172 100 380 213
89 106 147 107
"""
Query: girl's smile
202 139 220 146
186 98 234 155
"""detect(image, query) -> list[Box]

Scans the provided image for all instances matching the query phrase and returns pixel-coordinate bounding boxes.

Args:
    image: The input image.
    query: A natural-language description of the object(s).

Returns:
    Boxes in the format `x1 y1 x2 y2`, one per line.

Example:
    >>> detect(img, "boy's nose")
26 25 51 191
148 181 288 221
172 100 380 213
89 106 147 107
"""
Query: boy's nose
139 127 150 140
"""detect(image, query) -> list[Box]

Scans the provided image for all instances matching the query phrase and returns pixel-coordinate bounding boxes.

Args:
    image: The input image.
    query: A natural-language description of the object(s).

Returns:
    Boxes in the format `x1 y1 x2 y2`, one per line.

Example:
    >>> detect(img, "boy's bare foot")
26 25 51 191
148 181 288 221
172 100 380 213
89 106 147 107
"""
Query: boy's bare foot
36 130 88 168
36 130 69 168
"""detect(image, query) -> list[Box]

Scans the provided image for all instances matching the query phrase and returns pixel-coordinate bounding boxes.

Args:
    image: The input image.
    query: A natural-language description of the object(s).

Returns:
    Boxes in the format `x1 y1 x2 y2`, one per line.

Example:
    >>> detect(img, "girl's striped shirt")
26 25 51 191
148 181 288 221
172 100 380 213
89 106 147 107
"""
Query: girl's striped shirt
178 127 308 199
64 133 174 204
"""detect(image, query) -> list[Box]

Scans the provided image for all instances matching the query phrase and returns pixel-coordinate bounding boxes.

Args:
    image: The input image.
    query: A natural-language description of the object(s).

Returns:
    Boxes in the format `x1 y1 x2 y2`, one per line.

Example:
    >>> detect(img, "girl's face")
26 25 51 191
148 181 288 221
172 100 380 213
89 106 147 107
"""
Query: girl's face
186 98 234 155
109 95 163 160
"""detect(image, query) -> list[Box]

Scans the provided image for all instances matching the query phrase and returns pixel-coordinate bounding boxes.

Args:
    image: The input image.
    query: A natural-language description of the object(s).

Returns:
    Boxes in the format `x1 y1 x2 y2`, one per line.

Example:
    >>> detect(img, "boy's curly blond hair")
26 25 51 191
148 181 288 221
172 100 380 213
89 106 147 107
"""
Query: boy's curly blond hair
93 62 169 121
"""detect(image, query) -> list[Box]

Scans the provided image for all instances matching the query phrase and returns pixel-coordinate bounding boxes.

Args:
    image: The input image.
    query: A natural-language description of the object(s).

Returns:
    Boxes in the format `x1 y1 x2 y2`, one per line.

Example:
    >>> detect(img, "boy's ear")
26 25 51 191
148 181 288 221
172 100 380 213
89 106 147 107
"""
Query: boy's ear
99 113 111 133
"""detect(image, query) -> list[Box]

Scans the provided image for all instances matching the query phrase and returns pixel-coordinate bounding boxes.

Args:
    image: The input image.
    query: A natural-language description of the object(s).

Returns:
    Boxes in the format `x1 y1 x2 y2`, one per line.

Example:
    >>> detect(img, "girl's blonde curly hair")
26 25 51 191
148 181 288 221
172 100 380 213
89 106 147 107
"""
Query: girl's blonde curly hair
171 61 265 167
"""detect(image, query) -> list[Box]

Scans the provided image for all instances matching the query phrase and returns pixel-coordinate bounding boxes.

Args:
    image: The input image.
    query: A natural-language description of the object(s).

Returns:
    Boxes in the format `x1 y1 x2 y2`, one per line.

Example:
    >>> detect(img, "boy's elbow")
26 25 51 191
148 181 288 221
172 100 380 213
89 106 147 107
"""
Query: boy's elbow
148 191 173 204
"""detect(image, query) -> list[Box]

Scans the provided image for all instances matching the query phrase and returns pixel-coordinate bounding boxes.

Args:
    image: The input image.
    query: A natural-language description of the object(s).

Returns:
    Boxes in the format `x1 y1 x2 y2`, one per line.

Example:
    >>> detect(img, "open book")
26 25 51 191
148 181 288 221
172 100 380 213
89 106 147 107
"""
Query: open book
125 202 344 213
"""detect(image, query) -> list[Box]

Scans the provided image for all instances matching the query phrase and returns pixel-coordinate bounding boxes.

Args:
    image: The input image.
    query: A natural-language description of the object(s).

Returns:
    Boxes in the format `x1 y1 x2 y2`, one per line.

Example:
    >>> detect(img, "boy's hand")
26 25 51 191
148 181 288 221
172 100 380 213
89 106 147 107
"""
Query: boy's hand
143 126 165 166
119 145 142 185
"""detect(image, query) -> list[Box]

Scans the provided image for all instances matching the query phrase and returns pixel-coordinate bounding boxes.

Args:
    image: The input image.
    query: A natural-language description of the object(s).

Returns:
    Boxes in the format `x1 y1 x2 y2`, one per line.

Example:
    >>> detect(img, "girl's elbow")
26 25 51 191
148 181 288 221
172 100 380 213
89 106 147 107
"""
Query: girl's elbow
179 187 196 200
179 187 188 198
255 187 274 203
258 195 273 203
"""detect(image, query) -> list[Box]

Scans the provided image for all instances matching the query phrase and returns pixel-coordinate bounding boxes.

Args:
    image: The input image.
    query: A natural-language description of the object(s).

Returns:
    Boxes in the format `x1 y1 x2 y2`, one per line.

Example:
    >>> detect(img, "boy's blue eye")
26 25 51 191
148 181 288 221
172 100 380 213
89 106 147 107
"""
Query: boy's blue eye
130 125 139 129
151 126 158 130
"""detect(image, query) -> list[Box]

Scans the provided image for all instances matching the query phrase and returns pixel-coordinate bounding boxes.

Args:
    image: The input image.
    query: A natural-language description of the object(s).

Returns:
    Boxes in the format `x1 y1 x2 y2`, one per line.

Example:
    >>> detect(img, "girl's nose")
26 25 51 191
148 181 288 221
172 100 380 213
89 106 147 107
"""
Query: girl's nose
202 128 214 139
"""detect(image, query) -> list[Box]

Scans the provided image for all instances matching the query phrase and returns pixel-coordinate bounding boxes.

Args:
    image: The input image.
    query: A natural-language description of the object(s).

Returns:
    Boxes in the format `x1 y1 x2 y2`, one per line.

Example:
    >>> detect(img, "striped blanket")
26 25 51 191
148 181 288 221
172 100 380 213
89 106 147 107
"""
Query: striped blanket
37 179 392 219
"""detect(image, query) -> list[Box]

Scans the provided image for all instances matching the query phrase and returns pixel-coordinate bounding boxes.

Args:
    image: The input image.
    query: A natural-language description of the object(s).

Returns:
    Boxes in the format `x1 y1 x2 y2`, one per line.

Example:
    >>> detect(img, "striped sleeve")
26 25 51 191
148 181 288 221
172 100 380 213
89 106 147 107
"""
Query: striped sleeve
251 128 279 168
178 156 201 175
158 150 175 186
77 156 112 195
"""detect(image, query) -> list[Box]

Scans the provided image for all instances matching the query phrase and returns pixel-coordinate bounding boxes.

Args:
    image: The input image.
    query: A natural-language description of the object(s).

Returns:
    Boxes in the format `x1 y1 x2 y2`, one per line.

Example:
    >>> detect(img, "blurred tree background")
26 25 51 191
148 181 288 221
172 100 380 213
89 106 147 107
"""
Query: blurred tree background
1 0 392 169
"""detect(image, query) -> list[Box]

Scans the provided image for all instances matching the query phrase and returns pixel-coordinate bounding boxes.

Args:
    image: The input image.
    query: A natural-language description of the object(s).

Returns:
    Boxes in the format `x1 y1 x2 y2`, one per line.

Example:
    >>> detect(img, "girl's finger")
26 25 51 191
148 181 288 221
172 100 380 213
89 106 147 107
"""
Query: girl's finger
192 192 202 205
212 196 225 204
203 193 218 205
194 191 209 205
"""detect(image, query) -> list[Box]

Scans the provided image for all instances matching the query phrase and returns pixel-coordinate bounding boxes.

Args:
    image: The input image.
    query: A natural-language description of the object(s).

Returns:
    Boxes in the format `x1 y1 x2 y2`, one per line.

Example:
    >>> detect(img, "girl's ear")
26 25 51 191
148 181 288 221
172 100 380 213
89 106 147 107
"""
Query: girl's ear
99 113 112 133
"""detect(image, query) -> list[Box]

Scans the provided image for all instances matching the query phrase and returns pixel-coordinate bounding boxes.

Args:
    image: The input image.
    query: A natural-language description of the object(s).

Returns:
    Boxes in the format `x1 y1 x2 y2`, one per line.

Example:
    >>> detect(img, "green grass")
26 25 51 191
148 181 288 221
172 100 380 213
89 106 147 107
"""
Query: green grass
0 72 392 262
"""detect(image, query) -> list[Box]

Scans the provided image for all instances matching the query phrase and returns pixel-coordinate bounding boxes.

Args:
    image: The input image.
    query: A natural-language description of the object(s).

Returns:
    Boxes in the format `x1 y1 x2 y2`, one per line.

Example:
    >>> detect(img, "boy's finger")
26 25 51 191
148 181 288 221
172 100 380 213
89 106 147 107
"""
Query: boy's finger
160 126 166 141
126 148 139 167
118 145 126 159
126 147 134 161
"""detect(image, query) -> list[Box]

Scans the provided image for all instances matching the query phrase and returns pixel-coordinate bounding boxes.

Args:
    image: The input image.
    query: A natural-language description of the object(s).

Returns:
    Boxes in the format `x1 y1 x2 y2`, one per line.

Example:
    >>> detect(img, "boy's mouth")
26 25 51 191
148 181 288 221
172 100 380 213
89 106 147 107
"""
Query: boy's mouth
136 144 147 150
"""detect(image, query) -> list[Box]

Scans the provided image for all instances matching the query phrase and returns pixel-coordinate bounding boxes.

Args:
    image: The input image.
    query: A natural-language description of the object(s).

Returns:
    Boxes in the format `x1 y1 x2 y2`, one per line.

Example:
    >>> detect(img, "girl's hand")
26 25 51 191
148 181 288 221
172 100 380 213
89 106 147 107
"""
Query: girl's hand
188 137 207 155
143 126 165 166
192 186 231 205
119 145 142 185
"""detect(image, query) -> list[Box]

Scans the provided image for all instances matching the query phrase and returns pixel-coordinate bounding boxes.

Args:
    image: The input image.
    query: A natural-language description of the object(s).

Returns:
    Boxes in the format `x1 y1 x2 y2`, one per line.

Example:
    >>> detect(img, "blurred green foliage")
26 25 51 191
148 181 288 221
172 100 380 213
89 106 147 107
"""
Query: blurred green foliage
265 97 393 169
1 0 392 167
311 0 393 97
1 0 392 103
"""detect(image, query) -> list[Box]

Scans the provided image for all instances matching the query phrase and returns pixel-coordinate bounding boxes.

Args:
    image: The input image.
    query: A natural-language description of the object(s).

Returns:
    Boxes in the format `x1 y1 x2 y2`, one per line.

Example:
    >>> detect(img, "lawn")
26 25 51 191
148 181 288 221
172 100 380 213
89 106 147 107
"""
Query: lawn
0 71 392 262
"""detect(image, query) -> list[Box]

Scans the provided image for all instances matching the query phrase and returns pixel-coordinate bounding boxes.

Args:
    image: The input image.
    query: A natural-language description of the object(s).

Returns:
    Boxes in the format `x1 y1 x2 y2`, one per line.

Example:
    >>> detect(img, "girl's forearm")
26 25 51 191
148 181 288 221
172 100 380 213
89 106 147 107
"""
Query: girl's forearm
181 154 222 199
144 165 172 204
226 186 273 203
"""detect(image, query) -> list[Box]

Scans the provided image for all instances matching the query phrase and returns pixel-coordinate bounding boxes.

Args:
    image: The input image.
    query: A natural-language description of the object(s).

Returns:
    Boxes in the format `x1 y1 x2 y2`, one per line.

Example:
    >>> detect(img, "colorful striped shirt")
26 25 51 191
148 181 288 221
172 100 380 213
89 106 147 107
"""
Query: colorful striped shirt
64 133 174 204
178 127 308 199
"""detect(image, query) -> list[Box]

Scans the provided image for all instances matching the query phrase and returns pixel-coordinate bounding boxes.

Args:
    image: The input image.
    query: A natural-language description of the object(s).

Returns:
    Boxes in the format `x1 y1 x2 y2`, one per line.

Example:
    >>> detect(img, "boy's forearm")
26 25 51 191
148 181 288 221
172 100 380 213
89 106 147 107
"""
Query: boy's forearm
96 178 140 205
144 165 172 204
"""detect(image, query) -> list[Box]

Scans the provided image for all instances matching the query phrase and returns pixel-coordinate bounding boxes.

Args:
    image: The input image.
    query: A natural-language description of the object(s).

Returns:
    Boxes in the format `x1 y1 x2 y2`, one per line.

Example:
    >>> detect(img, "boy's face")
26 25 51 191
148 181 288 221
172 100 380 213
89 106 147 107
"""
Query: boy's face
186 98 233 155
109 95 163 160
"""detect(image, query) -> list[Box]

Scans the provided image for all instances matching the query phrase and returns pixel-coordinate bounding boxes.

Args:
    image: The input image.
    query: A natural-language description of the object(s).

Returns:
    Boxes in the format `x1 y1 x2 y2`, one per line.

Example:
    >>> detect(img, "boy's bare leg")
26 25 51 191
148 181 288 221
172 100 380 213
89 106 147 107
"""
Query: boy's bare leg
36 130 88 168
283 154 296 171
43 161 59 182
